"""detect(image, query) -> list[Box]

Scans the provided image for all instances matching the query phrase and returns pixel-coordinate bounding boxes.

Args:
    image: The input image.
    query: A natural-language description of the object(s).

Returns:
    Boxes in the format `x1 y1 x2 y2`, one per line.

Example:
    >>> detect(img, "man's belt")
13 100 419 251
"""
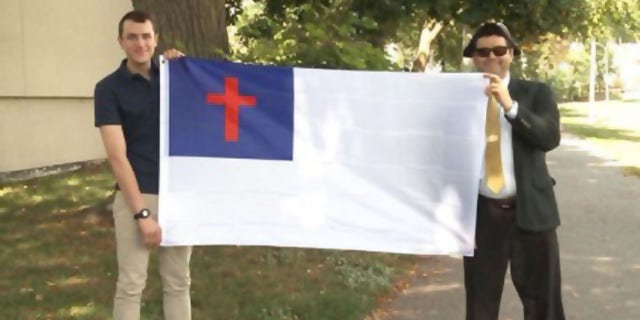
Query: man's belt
480 195 516 209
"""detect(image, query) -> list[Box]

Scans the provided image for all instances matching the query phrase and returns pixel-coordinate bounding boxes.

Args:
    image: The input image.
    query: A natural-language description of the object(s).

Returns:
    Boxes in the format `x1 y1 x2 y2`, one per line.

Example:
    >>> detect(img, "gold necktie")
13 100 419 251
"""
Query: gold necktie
485 95 504 193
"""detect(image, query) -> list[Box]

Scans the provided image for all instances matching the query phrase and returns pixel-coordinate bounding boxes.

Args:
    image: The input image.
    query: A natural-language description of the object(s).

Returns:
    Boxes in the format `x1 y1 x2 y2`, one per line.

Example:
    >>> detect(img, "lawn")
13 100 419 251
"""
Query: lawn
0 163 416 319
6 99 630 319
559 100 640 177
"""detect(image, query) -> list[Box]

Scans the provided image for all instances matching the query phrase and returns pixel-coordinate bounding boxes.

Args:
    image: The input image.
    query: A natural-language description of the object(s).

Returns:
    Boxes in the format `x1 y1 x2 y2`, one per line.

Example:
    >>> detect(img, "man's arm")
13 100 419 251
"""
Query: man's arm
484 75 560 152
99 125 161 248
508 83 561 152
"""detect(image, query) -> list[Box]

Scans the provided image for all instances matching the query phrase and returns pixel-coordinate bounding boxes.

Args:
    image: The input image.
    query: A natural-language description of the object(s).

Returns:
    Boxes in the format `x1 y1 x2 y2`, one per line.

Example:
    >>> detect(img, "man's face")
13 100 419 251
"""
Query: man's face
472 35 513 78
118 20 157 65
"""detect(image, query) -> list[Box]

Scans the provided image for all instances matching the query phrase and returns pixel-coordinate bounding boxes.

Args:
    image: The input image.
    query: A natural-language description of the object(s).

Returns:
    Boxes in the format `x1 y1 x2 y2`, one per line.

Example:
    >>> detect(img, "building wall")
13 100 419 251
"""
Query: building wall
0 0 132 172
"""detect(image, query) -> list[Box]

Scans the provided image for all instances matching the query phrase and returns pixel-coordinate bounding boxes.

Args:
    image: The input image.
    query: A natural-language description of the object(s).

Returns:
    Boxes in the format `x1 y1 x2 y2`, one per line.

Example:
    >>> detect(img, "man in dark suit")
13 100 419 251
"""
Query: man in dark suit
462 22 566 320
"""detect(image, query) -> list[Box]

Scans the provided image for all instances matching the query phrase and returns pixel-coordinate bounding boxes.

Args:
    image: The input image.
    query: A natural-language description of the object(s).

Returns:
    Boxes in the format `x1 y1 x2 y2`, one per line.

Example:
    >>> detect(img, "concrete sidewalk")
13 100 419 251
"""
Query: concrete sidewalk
380 135 640 320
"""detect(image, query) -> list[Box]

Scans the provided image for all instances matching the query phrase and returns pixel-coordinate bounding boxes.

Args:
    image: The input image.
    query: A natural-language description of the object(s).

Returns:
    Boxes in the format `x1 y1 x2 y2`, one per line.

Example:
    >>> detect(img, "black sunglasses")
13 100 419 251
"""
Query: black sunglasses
474 46 510 57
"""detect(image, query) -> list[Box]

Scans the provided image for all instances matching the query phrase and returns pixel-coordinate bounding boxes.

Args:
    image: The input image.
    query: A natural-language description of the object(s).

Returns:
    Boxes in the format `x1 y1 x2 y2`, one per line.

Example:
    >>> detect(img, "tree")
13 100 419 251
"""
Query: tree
127 0 640 98
233 0 393 69
411 20 443 72
233 0 640 72
131 0 229 58
582 0 640 40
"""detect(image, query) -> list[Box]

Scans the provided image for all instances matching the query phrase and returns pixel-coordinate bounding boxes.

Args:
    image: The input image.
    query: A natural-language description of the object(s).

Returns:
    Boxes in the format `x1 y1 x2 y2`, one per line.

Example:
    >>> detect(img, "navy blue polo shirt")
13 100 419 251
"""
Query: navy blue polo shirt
94 59 161 194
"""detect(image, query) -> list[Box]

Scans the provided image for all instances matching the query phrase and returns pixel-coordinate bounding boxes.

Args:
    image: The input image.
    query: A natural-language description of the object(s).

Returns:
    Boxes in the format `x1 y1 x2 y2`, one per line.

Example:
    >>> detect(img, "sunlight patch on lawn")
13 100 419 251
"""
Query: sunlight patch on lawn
57 302 97 317
66 178 81 186
0 186 15 196
54 276 93 288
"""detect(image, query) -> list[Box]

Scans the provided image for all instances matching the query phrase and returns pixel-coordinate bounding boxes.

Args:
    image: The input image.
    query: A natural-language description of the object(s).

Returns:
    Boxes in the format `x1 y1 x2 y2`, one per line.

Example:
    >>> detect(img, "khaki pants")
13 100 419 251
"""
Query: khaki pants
112 192 192 320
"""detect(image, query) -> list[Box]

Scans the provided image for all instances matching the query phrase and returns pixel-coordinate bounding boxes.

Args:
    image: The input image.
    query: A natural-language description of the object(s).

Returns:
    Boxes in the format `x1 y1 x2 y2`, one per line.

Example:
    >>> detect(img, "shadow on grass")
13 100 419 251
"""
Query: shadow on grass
559 107 585 119
562 123 640 143
0 162 417 320
0 162 116 319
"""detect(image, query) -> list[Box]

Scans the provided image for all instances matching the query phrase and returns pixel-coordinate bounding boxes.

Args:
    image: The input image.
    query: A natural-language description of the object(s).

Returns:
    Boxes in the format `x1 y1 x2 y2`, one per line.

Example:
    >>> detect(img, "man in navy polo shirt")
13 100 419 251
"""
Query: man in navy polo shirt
94 10 191 320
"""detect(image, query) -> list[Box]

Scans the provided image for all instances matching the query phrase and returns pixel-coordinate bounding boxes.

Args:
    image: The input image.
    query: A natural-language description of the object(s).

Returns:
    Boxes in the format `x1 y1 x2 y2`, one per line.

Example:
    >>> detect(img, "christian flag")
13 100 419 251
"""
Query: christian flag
159 56 487 255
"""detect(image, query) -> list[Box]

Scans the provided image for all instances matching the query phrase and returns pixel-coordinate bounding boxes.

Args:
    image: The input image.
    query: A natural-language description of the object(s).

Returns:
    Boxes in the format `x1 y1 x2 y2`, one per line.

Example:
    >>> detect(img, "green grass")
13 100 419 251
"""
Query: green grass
0 163 415 319
560 101 640 177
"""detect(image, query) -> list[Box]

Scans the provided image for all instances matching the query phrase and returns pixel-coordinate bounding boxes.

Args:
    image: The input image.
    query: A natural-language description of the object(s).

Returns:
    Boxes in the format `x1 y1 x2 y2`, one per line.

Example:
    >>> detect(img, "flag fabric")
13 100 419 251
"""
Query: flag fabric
159 56 487 256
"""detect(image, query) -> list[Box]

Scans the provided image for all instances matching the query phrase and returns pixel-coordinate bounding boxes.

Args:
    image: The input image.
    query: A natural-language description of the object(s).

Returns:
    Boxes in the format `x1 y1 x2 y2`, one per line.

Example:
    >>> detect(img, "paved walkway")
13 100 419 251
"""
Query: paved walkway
380 135 640 320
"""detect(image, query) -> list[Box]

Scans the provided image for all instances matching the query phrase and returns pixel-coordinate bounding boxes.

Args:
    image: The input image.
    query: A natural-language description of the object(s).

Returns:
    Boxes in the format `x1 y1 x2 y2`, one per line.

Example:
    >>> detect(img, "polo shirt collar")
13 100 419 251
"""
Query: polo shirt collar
117 58 159 79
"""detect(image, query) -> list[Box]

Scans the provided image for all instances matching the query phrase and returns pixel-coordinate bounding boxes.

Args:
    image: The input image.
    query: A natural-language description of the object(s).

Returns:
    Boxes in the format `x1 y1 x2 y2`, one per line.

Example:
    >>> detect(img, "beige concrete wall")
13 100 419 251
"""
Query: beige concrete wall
0 0 133 172
0 98 104 172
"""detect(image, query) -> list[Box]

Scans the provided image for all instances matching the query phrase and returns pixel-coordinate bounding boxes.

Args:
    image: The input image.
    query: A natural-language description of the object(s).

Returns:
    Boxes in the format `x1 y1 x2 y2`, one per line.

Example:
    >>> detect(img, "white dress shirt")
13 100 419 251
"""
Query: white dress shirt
479 74 518 199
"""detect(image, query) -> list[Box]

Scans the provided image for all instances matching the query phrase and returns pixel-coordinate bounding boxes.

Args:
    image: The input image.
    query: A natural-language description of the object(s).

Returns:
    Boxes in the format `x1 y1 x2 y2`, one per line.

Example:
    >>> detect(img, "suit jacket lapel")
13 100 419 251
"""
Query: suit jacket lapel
507 77 521 162
508 78 521 100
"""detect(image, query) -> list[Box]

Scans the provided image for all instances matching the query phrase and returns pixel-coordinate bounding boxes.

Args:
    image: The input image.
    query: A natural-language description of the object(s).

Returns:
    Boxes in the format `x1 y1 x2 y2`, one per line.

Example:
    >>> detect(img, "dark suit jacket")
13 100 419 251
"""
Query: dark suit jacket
506 78 561 231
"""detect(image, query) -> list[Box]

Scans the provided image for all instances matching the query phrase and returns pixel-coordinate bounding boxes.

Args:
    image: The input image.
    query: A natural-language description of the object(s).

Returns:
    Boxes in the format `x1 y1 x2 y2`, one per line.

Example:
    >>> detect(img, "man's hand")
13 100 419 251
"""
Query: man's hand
483 73 513 111
138 218 162 248
163 48 185 60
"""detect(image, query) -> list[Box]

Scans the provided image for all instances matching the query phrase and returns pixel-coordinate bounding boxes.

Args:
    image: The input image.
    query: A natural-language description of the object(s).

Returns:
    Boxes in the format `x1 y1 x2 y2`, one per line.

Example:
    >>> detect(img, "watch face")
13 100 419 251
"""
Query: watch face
135 209 151 219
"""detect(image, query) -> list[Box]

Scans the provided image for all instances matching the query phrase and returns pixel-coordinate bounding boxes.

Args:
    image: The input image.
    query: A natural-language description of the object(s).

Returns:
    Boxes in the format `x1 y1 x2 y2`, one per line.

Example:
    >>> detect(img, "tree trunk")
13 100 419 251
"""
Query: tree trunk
411 20 443 72
131 0 229 59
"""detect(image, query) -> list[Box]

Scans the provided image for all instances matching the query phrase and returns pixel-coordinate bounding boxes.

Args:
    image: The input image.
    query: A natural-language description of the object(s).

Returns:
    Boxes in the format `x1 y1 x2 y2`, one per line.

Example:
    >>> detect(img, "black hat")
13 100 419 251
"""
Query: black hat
463 22 521 58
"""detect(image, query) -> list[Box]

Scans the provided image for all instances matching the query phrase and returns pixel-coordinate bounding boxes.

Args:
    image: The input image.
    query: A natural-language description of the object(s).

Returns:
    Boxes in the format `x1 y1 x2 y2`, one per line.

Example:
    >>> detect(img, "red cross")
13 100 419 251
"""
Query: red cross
206 77 256 142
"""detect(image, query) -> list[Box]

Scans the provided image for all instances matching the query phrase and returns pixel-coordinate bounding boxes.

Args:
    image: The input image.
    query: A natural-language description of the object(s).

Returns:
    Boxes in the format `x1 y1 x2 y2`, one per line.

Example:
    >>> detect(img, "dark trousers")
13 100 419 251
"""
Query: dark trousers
463 196 565 320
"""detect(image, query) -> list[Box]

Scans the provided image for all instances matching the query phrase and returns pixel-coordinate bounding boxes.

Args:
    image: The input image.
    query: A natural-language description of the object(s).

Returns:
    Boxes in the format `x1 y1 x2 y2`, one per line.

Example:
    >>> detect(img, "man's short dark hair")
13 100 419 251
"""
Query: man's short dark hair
118 10 155 37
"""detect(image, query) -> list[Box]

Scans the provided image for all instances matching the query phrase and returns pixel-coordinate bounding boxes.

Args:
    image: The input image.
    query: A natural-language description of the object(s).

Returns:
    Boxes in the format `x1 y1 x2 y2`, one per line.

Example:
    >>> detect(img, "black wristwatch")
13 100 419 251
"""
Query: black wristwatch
134 208 151 220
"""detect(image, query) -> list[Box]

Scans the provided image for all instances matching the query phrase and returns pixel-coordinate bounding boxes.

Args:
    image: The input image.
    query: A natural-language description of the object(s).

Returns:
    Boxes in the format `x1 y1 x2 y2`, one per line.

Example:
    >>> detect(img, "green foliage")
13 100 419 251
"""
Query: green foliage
512 35 592 102
583 0 640 40
226 0 640 100
329 254 395 290
225 0 245 24
548 45 592 102
233 1 392 69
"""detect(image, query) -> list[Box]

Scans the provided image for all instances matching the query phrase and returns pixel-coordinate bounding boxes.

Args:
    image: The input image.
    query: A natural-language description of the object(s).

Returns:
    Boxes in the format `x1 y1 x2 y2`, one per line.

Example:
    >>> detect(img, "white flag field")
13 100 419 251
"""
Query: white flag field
158 57 487 256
